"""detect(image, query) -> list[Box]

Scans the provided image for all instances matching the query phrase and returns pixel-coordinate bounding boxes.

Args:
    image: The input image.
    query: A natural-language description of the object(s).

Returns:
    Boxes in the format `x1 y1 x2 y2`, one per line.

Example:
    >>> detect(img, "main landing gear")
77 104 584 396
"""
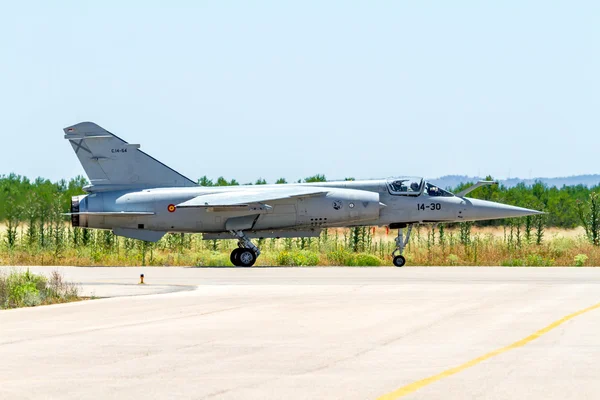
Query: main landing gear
229 230 261 267
392 225 414 267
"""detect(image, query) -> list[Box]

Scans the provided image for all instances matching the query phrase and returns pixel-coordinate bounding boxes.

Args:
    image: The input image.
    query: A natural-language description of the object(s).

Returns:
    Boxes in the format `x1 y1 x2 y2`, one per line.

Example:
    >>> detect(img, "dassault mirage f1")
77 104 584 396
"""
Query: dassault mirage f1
65 122 542 267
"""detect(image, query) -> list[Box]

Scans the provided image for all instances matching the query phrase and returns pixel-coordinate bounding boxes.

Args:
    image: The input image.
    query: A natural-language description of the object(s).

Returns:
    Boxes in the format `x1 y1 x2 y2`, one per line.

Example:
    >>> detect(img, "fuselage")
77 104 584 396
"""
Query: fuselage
71 178 537 236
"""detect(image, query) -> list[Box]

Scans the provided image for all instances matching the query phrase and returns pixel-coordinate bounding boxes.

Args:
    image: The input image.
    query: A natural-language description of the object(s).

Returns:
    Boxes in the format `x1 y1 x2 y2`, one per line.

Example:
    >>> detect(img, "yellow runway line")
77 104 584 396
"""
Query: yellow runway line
377 301 600 400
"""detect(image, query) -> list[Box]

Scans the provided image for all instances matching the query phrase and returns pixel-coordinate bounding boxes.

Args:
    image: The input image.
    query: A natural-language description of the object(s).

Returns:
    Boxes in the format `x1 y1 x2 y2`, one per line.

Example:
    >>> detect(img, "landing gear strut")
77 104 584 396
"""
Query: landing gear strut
392 225 414 267
229 230 261 267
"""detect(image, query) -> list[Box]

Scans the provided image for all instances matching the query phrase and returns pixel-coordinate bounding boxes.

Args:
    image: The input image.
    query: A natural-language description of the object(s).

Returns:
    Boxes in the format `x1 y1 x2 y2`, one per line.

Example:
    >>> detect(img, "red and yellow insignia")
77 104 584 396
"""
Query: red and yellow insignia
167 204 176 213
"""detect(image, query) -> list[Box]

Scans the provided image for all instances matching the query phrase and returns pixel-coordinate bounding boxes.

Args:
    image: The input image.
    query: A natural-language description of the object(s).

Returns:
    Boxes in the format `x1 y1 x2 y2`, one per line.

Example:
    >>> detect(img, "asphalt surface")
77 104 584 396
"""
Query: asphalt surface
1 266 599 400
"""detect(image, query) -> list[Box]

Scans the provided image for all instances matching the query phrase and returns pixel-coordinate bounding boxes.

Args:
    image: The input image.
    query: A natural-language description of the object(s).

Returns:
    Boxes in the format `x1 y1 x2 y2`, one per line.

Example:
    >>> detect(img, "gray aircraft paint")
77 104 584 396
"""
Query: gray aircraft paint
65 122 541 264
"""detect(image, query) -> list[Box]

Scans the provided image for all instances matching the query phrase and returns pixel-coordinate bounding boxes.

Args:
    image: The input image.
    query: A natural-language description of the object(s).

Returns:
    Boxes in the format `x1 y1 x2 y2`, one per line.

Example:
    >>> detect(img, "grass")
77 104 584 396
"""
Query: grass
0 269 80 309
0 225 599 267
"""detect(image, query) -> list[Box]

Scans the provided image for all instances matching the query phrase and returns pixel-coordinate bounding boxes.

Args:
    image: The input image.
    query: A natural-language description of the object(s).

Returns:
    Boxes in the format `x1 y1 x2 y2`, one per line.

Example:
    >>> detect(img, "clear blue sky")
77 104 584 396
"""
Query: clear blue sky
0 1 598 184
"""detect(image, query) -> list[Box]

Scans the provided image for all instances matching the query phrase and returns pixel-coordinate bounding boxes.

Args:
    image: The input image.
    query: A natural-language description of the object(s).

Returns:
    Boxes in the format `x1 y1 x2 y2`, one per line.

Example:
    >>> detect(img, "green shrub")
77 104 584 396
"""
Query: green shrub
12 280 40 306
526 254 554 266
23 290 42 307
194 251 232 267
501 258 524 267
325 250 382 266
0 278 6 308
44 270 80 302
7 270 45 307
326 250 350 265
0 270 79 309
574 254 588 267
276 250 319 266
276 251 293 265
549 237 572 259
447 254 459 266
350 253 382 266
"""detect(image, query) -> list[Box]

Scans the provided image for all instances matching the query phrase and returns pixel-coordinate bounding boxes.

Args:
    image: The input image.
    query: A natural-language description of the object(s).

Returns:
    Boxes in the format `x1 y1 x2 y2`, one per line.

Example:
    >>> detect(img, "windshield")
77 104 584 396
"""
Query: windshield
423 182 454 197
387 177 423 196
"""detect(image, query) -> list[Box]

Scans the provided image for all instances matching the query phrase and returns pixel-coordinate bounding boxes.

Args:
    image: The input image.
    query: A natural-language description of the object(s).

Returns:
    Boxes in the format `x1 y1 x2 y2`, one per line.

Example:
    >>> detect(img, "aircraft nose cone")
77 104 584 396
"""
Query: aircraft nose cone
464 198 543 221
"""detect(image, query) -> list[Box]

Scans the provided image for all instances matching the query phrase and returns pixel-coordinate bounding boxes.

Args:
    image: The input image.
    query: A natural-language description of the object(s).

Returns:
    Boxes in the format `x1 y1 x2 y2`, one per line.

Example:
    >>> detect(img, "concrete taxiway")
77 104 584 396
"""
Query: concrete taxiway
1 267 599 400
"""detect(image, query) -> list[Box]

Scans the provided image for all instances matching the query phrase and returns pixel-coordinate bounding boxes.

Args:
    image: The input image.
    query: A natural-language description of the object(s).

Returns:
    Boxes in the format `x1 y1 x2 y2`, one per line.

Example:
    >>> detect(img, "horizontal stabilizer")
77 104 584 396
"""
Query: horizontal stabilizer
177 188 328 209
64 212 155 217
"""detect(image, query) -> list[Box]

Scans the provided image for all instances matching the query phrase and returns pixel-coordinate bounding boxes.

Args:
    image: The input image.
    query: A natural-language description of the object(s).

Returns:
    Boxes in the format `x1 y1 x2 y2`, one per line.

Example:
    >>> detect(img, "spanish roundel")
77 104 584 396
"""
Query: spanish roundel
168 204 176 213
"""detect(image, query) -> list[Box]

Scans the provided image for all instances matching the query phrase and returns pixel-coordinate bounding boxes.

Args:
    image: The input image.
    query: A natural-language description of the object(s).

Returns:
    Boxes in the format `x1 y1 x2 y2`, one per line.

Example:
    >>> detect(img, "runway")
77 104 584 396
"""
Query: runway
1 267 600 399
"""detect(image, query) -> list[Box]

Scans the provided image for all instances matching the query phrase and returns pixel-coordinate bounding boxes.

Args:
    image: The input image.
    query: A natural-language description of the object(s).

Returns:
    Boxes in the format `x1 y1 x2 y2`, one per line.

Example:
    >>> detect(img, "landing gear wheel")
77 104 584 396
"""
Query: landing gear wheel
229 230 260 267
230 248 243 266
393 255 406 267
237 249 257 267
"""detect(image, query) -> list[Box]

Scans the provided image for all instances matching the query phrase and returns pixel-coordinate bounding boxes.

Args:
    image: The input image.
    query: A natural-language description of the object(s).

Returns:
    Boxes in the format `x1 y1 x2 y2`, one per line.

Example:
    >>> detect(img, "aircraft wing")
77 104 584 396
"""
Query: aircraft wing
176 187 328 210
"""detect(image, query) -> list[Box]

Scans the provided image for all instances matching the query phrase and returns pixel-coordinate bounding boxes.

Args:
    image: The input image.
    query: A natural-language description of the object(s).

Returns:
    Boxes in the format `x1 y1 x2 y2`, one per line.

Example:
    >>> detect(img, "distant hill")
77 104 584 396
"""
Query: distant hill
429 175 600 190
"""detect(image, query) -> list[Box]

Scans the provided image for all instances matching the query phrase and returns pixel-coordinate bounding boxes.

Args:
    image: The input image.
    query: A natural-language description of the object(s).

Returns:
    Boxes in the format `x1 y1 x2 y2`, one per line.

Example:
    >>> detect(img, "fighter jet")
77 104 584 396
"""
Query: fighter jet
65 122 542 267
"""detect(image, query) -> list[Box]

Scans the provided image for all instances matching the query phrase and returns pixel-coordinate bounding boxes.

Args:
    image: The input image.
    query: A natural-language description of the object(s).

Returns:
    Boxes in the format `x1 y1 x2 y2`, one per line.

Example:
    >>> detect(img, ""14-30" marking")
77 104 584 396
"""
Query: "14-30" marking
417 203 442 211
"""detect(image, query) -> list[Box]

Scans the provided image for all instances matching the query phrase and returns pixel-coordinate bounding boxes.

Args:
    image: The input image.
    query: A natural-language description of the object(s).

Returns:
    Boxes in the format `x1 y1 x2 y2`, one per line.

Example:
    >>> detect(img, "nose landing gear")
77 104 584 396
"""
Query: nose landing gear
229 230 261 267
392 225 413 267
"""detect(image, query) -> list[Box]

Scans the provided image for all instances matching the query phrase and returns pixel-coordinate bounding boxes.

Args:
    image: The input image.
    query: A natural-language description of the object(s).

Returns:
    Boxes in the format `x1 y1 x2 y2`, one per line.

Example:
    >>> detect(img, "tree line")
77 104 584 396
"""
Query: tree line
1 173 599 241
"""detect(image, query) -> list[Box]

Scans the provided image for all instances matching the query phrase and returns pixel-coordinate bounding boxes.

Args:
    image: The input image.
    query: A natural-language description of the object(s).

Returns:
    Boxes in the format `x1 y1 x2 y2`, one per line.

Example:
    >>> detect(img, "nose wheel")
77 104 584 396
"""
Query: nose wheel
391 225 413 267
393 255 406 267
229 231 260 267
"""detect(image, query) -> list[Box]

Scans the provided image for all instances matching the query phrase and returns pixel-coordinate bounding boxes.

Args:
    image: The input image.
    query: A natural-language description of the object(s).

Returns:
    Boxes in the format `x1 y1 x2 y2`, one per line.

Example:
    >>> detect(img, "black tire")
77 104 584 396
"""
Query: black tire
230 248 243 266
393 255 406 267
237 249 257 267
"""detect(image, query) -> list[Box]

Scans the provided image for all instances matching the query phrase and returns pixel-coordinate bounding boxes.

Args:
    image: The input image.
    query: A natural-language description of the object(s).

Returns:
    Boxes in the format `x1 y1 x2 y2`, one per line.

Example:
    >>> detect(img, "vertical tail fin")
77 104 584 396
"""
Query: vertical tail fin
64 122 197 191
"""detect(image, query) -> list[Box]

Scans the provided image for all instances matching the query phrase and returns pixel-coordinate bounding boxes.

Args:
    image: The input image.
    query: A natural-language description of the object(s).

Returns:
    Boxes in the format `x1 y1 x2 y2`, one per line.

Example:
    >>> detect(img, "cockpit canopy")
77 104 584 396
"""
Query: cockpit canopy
387 177 423 195
423 182 454 197
387 177 454 197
